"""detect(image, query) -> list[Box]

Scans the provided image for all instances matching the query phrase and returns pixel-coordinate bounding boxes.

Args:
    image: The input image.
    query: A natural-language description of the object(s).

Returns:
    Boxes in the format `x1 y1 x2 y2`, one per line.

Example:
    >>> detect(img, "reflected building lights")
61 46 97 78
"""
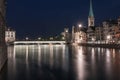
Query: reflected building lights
43 45 47 64
31 45 35 60
49 44 53 68
91 48 95 60
112 49 115 58
25 45 30 79
91 48 97 78
13 45 16 78
38 44 41 66
25 45 29 73
7 46 13 58
97 48 101 60
5 44 120 80
55 45 59 68
13 46 16 60
75 46 86 80
105 49 112 79
6 46 15 80
62 45 65 70
26 45 29 61
106 49 110 58
101 48 104 55
63 45 69 72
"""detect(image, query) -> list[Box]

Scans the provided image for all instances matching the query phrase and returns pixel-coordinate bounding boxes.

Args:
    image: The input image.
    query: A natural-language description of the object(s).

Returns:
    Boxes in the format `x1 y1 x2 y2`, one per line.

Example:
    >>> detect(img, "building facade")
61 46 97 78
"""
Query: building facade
72 26 87 43
93 17 120 44
86 0 120 44
5 28 16 43
95 26 103 41
61 28 71 43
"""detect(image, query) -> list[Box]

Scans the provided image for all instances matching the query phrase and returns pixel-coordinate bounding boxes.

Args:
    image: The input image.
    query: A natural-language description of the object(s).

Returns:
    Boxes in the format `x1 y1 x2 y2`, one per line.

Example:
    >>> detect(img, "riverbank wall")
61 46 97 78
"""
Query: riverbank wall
80 43 120 49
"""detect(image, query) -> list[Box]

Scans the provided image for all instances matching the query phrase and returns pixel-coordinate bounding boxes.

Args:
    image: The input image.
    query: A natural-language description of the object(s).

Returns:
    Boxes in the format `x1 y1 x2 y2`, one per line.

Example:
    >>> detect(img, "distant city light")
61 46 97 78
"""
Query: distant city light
62 37 65 40
50 37 53 40
26 37 29 40
38 37 41 40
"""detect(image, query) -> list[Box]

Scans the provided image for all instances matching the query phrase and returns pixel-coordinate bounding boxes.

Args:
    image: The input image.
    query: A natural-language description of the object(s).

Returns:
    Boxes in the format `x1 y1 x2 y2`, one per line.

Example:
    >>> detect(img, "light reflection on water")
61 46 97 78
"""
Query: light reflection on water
0 45 120 80
73 46 87 80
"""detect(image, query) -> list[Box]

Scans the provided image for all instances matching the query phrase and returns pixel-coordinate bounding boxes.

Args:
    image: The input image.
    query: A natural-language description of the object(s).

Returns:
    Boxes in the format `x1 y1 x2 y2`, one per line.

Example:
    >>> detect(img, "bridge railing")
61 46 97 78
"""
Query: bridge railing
14 41 66 45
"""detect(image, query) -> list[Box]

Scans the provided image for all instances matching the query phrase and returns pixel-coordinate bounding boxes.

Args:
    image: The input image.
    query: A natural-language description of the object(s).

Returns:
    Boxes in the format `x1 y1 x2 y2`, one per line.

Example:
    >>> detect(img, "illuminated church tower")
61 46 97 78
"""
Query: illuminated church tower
88 0 95 27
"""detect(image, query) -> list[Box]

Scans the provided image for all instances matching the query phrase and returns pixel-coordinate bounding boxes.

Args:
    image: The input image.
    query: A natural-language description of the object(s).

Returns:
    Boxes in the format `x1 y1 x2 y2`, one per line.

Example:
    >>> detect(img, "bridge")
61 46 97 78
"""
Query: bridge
14 41 66 45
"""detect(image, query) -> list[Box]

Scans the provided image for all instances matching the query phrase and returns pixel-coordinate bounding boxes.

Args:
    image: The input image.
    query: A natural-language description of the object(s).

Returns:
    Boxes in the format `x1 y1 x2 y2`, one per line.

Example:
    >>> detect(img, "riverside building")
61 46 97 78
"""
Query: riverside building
72 25 87 43
5 28 16 43
95 18 120 44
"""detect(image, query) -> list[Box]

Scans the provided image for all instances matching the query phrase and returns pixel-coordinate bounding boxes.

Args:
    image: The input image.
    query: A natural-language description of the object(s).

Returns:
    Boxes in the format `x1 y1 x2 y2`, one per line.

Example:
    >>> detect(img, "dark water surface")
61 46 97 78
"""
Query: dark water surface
0 44 120 80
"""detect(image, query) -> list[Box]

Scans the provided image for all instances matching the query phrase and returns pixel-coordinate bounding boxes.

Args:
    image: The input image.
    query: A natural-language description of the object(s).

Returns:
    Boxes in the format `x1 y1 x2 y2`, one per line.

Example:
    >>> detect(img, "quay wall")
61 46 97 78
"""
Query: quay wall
80 43 120 49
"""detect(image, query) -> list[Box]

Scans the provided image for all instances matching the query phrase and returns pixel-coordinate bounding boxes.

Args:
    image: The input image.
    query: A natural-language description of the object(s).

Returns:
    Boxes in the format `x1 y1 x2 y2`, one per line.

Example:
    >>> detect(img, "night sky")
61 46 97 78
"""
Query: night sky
6 0 120 38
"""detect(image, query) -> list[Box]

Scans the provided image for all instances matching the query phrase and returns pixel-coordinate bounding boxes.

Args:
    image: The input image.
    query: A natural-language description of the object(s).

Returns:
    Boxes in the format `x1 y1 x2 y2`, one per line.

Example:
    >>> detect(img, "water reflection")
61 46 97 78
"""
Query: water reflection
73 46 87 80
6 44 70 80
1 45 120 80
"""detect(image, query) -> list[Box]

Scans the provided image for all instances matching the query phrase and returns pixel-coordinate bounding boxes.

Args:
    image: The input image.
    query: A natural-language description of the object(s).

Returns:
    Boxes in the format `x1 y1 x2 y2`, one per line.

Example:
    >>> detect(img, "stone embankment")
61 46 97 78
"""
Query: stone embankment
80 43 120 49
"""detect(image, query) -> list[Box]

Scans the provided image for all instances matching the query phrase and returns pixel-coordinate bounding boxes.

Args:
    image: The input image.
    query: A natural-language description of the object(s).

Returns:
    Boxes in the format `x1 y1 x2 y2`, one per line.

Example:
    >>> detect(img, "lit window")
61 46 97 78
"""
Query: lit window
11 35 13 37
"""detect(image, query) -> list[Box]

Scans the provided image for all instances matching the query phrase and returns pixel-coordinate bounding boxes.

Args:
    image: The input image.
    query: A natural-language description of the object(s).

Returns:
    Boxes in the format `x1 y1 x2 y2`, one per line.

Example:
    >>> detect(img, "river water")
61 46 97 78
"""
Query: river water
0 44 120 80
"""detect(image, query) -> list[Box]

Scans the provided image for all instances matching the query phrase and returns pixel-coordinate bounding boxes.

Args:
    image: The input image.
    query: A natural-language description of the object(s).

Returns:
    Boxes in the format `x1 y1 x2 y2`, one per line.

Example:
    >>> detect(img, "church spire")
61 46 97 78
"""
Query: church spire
89 0 94 17
88 0 95 27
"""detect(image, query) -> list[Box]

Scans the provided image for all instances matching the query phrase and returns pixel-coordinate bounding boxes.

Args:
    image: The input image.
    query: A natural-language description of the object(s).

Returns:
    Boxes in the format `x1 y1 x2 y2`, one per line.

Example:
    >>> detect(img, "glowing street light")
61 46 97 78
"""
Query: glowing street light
78 24 82 28
107 35 110 40
107 35 111 44
92 37 95 41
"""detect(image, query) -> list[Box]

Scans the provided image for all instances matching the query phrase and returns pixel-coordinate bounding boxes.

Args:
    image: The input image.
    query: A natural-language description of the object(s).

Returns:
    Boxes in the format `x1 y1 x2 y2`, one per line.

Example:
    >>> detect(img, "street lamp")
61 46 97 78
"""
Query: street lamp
107 35 111 44
78 24 82 28
107 35 110 40
78 24 82 32
92 37 95 41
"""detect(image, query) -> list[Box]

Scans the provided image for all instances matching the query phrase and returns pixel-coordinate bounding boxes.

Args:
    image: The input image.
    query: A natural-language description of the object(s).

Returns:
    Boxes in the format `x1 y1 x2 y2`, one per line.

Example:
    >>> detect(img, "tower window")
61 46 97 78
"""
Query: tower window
91 21 93 25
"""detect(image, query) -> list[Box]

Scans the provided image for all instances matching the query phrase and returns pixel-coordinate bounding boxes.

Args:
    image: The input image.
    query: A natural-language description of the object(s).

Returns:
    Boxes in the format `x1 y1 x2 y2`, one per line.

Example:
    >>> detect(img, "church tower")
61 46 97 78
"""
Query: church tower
88 0 95 27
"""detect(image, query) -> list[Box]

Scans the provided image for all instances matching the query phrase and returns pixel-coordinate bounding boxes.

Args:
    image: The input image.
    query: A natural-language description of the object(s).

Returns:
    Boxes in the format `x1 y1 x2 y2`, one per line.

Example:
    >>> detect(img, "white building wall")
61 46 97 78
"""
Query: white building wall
73 31 86 43
5 30 16 43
